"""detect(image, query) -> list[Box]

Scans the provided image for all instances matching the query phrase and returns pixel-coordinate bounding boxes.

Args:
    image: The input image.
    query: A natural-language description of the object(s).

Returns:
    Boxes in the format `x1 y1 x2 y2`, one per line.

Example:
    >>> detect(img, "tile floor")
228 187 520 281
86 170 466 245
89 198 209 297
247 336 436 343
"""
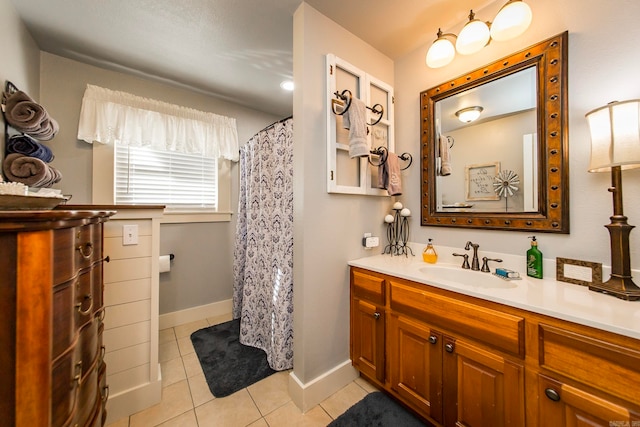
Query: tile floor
105 314 378 427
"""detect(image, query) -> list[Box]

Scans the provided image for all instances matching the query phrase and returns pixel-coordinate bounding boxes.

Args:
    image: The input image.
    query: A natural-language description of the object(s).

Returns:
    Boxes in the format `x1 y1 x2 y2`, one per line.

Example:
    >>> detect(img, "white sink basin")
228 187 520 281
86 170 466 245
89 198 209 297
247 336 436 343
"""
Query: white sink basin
418 266 518 289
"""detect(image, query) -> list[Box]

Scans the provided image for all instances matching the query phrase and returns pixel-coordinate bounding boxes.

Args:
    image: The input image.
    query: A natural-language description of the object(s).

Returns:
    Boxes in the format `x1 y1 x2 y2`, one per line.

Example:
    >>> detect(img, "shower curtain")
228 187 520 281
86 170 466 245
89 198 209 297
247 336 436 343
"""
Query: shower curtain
232 117 293 371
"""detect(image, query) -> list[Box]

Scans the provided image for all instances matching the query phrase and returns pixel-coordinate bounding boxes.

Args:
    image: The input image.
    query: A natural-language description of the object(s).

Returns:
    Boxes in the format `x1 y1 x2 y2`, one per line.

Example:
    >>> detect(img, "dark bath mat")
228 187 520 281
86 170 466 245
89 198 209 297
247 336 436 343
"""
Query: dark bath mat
190 318 276 397
328 391 427 427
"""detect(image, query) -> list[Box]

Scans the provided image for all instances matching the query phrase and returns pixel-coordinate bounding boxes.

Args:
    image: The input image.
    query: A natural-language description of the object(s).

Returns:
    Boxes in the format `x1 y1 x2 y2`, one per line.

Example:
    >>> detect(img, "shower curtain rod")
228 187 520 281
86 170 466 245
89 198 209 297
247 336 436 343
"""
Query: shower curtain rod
258 115 293 134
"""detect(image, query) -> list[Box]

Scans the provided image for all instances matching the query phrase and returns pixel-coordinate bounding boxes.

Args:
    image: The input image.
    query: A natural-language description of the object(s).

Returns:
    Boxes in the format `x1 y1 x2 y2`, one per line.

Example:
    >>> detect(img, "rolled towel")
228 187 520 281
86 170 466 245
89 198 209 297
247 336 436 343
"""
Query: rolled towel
439 135 452 176
3 153 62 188
2 90 59 141
6 134 55 162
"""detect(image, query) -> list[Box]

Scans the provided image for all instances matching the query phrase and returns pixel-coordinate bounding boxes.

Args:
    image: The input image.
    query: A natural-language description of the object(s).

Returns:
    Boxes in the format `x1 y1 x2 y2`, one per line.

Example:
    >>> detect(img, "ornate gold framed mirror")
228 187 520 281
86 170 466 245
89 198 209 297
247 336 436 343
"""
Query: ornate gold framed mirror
420 32 569 233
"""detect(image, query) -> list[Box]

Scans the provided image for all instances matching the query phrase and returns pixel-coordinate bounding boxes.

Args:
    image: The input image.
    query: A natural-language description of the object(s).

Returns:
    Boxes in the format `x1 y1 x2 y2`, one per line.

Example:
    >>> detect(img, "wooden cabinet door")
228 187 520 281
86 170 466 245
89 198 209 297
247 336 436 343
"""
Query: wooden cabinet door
388 313 443 423
538 375 640 427
444 339 525 427
351 297 385 383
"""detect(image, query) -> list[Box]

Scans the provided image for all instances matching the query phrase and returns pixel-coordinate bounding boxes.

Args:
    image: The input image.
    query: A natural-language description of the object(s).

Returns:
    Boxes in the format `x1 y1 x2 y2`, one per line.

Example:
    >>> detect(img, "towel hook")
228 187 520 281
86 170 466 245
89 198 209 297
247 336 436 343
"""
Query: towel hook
368 146 388 167
331 89 384 126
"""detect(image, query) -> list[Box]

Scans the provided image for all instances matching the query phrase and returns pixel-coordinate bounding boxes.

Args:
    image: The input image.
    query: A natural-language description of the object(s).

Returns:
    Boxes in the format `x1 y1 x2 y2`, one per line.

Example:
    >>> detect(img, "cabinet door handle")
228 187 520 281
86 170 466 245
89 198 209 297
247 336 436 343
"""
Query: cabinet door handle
445 343 455 353
373 312 381 320
429 335 438 344
76 293 94 315
545 388 561 402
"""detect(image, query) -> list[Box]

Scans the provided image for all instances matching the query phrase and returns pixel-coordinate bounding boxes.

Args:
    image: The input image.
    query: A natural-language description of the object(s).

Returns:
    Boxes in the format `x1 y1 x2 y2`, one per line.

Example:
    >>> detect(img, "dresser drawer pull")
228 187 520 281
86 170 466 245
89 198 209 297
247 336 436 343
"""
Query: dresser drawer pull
101 385 110 403
73 361 83 385
100 345 106 361
76 293 93 315
545 388 561 402
373 312 381 320
445 343 455 353
429 335 438 344
76 242 94 259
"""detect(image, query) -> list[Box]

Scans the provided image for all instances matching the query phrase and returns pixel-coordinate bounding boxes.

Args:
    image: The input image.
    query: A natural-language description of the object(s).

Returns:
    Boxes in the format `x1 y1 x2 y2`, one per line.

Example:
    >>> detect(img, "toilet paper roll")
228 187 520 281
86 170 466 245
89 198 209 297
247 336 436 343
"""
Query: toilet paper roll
159 255 171 273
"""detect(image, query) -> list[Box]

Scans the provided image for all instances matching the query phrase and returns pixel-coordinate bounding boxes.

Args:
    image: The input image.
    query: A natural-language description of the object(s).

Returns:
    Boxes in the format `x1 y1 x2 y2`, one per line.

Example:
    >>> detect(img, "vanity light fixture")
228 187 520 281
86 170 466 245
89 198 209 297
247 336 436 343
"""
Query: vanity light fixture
425 0 533 68
425 29 457 68
585 99 640 300
456 10 491 55
280 80 294 91
455 106 483 123
490 0 533 42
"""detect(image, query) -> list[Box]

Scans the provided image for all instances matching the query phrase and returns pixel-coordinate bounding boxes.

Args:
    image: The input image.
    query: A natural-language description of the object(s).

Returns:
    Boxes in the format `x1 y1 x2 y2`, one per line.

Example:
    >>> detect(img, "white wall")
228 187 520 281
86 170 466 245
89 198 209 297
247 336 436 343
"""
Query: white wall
395 0 640 270
0 0 40 159
291 2 394 396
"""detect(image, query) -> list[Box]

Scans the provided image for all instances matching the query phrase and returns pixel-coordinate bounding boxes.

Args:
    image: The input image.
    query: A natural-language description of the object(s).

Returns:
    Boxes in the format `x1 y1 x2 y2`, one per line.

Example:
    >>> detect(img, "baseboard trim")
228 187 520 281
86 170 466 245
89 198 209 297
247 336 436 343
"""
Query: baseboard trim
159 299 233 329
105 364 162 423
288 360 358 412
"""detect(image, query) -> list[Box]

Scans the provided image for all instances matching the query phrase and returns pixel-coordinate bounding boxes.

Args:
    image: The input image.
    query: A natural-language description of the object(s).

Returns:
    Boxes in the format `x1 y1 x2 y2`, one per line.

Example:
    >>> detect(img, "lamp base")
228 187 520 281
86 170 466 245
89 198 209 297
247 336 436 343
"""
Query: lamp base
589 276 640 301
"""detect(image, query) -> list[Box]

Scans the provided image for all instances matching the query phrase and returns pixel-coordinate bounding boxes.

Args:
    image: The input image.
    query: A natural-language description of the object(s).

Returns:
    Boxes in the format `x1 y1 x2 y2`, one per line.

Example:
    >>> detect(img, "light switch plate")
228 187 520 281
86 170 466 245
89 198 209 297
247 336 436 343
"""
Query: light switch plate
122 224 138 245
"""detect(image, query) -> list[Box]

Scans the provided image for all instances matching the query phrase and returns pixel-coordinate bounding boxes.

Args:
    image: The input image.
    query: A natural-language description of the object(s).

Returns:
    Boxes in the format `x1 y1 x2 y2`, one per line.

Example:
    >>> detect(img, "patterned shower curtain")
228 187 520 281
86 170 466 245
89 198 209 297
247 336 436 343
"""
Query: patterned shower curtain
232 117 294 371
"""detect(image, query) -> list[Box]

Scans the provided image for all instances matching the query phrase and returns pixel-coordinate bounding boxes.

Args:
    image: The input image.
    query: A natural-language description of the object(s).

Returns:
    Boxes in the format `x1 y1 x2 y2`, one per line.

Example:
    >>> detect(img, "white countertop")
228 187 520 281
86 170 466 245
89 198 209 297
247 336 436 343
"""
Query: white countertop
348 250 640 341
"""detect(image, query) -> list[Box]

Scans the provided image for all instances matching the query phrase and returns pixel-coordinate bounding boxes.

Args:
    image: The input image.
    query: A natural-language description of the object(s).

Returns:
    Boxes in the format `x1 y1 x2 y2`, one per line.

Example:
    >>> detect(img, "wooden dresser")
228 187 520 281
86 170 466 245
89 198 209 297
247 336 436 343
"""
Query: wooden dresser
0 210 115 427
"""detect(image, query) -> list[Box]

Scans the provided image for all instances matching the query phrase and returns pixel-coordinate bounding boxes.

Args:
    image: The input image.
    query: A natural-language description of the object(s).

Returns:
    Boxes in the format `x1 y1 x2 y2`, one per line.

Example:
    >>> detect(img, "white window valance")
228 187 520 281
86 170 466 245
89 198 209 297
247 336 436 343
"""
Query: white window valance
77 84 239 161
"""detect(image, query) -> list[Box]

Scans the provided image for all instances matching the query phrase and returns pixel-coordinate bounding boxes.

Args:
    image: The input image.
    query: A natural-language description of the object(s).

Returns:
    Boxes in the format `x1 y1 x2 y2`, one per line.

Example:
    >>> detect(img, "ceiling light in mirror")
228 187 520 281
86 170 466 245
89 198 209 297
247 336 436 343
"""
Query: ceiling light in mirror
456 10 490 55
490 0 533 41
455 106 483 123
426 29 456 68
280 80 294 91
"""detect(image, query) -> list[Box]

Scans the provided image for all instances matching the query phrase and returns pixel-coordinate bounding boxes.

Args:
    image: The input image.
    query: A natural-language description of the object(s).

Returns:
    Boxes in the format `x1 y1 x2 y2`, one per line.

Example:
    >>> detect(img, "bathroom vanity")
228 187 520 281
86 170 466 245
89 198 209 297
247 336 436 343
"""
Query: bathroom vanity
348 254 640 426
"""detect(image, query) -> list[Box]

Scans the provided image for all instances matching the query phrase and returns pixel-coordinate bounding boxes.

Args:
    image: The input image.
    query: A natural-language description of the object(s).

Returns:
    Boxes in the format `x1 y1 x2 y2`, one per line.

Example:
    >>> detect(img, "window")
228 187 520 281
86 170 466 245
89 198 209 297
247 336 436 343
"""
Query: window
115 144 217 210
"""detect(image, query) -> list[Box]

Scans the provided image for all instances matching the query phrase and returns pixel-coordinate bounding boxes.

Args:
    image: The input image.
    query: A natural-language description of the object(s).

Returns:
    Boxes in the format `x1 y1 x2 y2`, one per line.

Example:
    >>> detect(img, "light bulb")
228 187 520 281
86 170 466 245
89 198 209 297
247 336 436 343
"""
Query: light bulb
426 30 456 68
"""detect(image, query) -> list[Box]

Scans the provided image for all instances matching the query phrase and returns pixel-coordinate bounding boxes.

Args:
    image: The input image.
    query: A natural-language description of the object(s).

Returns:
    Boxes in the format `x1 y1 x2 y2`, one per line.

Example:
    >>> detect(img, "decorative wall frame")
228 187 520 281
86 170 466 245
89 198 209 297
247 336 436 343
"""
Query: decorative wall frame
465 162 500 201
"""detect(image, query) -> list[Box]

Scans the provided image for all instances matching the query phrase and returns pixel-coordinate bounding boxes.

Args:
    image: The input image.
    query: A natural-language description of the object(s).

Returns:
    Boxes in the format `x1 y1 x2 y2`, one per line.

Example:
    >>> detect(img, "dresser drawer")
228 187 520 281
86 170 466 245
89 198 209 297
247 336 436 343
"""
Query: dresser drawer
74 357 100 426
76 317 99 384
53 280 76 359
54 224 103 285
538 323 640 405
352 269 385 305
390 279 525 357
51 348 80 427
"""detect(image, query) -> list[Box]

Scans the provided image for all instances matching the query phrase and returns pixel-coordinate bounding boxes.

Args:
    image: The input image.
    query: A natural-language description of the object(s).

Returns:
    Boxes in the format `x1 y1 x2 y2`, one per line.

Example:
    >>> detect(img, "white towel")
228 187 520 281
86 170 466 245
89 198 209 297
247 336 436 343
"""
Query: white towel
439 135 452 176
342 97 369 158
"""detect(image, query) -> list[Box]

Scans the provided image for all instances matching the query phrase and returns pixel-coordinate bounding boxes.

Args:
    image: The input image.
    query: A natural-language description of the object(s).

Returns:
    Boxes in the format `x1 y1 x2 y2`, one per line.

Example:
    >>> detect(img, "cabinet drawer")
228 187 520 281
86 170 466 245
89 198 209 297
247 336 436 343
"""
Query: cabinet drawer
351 269 385 305
53 280 75 359
51 348 79 427
539 324 640 405
390 280 524 357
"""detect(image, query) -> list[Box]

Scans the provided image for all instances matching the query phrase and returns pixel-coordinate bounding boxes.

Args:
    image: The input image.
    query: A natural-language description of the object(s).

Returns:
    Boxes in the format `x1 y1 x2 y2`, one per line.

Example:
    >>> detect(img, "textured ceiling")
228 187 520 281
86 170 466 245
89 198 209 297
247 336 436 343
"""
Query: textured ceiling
10 0 496 117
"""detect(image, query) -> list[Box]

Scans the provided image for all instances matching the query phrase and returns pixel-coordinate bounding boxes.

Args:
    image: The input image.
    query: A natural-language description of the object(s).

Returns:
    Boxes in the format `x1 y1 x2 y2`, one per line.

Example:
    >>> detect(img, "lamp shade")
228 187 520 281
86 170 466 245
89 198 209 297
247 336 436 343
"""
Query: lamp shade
490 0 533 42
586 100 640 172
456 11 490 55
426 31 456 68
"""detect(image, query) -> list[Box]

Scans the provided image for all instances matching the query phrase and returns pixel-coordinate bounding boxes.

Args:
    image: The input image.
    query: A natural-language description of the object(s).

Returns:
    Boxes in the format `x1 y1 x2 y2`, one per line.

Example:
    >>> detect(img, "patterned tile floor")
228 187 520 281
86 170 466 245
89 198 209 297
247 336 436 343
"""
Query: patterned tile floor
105 314 377 427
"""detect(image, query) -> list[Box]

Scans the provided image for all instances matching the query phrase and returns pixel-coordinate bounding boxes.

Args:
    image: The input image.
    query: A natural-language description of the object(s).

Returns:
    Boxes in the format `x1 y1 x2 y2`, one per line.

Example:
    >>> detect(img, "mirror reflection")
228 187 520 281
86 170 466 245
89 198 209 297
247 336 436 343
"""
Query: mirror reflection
435 66 538 213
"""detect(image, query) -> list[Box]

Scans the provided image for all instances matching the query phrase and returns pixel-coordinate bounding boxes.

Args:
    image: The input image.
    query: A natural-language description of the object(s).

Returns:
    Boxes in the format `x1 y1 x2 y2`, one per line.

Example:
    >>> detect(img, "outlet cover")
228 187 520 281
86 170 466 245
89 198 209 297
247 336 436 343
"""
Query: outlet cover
123 224 138 245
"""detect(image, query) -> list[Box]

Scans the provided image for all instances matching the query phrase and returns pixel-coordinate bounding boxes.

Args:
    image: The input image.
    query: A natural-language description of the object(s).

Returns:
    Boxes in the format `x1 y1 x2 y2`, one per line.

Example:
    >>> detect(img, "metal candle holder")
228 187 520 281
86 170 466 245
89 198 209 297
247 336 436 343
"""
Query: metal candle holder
383 206 414 257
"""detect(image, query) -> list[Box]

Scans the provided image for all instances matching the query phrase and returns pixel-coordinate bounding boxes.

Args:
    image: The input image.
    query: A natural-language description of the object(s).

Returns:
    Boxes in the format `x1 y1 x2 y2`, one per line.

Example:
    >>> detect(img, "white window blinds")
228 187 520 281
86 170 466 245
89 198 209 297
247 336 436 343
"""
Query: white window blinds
115 144 217 210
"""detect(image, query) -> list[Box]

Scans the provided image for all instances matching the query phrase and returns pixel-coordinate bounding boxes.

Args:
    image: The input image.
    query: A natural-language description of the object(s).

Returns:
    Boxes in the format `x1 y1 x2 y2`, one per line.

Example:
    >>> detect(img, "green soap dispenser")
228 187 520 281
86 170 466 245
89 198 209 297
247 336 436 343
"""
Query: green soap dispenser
526 236 543 279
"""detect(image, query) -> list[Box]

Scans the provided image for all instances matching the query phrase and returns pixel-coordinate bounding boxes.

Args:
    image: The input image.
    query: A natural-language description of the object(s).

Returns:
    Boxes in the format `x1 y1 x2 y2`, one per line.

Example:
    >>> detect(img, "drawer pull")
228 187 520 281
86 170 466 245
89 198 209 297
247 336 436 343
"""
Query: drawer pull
100 345 106 361
373 312 381 320
545 388 560 402
76 293 94 315
76 242 94 259
429 335 438 344
445 343 455 353
101 385 110 403
74 361 83 383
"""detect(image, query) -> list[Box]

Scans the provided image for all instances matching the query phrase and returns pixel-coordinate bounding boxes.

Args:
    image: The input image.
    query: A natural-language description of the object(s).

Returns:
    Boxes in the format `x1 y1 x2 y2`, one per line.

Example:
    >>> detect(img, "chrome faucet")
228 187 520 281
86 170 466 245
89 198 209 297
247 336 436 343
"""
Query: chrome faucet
465 241 480 271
